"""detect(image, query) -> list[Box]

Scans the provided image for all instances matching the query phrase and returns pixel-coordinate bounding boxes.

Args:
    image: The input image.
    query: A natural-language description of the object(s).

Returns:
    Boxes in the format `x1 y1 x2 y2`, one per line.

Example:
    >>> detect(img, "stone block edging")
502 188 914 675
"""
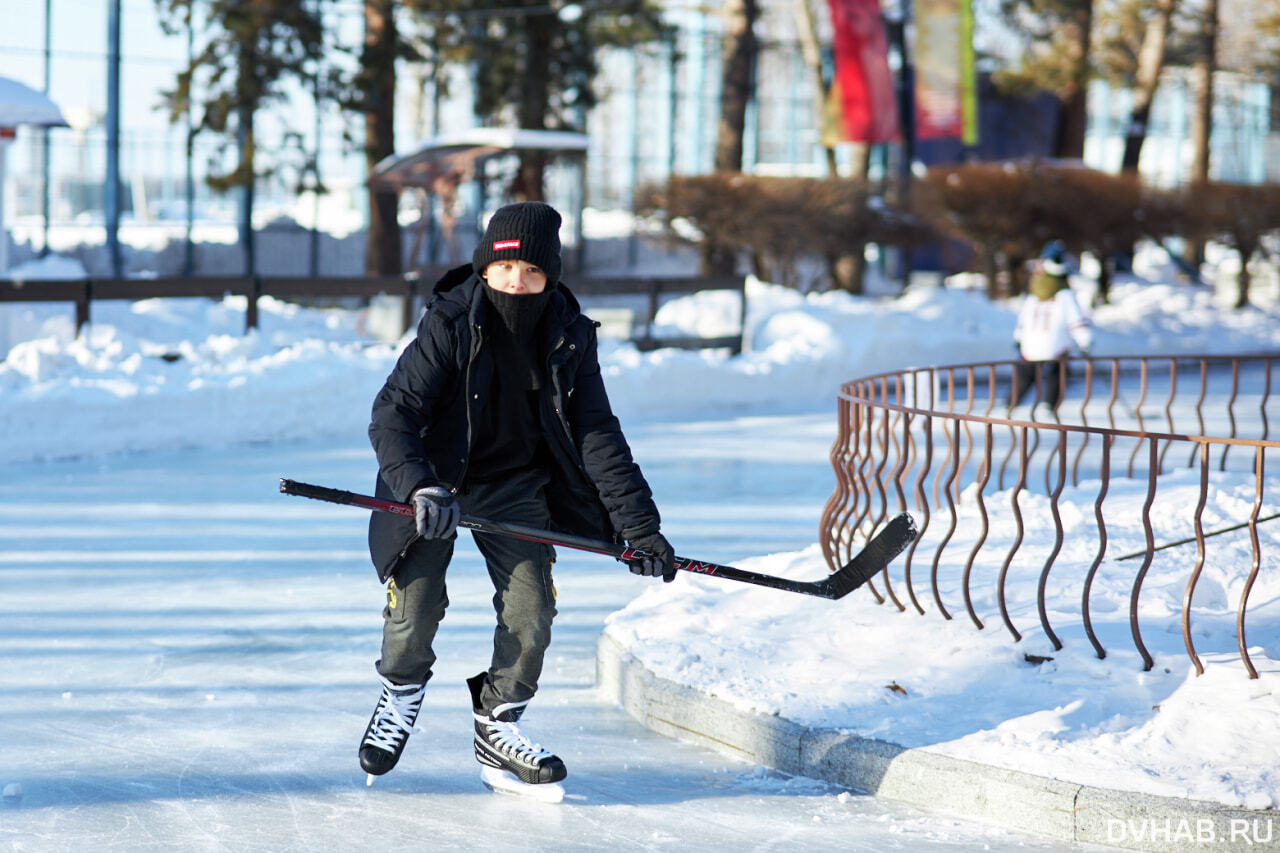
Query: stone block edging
596 631 1277 852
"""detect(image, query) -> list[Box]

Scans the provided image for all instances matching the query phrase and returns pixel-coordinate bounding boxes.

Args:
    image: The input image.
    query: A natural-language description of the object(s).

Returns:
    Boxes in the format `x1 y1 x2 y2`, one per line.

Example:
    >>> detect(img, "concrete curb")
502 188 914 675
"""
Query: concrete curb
596 631 1277 852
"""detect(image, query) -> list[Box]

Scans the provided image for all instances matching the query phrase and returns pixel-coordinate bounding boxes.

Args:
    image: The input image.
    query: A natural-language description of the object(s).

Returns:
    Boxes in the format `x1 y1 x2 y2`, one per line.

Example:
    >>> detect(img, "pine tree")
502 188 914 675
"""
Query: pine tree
155 0 326 274
407 0 666 201
994 0 1095 158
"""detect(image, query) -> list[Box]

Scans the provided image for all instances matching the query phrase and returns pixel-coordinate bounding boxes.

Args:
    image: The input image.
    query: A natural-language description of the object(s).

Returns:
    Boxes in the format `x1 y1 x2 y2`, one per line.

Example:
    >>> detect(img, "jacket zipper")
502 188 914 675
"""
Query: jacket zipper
547 336 590 479
455 322 484 493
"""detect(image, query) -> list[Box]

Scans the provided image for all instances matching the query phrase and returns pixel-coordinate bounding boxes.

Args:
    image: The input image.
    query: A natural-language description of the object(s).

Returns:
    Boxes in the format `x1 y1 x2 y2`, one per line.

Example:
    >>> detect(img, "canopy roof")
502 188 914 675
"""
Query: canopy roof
0 76 68 128
368 128 588 190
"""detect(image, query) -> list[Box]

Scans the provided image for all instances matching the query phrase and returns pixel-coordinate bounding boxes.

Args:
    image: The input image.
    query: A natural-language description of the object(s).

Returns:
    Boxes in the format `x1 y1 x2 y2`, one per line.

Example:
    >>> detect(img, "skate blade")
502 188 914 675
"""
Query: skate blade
366 774 377 787
479 765 565 803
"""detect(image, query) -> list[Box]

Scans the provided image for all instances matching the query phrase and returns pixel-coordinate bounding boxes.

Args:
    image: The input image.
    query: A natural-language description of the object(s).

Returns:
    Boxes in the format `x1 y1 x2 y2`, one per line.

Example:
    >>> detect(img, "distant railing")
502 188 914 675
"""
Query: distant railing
0 272 426 335
0 269 746 352
819 354 1280 679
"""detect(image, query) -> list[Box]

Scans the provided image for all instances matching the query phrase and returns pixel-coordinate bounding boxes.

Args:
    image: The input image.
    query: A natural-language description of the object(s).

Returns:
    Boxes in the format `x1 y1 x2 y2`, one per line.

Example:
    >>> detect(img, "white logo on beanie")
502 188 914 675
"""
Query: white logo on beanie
493 239 521 251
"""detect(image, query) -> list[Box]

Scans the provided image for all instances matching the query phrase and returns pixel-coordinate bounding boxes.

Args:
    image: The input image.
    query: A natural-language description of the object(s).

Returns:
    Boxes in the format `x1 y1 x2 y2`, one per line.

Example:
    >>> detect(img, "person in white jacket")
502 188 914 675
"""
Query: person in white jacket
1012 241 1093 408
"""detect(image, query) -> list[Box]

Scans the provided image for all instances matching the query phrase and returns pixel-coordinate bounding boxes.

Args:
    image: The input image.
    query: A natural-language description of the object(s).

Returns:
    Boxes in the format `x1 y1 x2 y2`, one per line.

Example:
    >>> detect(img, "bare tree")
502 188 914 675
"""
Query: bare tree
1121 0 1179 172
792 0 873 291
1182 0 1219 267
360 0 402 276
702 0 760 275
715 0 760 172
791 0 838 176
1187 0 1219 184
427 0 666 202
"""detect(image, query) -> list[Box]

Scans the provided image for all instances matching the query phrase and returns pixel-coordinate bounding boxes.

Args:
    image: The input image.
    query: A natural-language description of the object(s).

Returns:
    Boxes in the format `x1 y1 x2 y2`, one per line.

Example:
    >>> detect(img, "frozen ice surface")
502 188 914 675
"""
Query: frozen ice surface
0 421 1104 851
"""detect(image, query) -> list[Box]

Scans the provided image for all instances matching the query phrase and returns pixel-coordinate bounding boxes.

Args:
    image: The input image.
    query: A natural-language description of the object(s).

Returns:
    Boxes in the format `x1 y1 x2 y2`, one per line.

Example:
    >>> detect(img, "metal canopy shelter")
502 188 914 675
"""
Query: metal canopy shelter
368 128 589 272
0 76 68 275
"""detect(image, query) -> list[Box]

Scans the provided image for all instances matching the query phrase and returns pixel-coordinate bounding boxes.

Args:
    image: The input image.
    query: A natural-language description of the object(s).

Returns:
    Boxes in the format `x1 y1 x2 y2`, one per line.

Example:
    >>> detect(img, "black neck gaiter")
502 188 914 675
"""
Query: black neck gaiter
481 284 553 391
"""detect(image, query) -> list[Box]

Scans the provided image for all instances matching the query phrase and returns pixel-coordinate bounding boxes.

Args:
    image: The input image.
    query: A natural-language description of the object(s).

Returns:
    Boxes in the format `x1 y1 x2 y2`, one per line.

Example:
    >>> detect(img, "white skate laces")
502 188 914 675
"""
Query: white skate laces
364 675 425 754
475 701 554 764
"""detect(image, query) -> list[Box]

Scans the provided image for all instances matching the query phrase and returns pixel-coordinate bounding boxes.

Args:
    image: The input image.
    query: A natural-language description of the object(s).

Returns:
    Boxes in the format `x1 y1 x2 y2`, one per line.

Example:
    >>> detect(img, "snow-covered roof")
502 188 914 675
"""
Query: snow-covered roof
0 76 68 128
369 128 589 189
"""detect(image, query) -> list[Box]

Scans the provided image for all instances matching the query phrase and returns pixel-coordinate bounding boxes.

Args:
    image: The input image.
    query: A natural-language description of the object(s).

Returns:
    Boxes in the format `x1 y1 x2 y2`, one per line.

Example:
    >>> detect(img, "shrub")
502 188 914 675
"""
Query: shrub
916 160 1168 301
1175 182 1280 308
636 173 927 292
915 162 1037 298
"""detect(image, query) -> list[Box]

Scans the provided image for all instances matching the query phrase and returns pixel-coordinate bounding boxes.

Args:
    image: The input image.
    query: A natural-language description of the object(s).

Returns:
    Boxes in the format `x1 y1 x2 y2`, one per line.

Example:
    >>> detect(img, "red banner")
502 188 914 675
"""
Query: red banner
825 0 899 143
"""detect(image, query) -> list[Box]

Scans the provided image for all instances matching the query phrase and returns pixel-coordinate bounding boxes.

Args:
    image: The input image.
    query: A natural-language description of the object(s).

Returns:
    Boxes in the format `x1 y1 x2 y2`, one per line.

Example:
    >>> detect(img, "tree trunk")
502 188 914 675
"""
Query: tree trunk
983 249 1000 300
512 13 554 201
714 0 758 172
1234 238 1255 308
702 0 758 275
1053 1 1094 159
1096 254 1112 304
792 0 837 175
1120 0 1176 173
836 144 871 294
363 0 402 276
235 39 256 277
1184 0 1218 269
794 0 861 291
238 103 256 276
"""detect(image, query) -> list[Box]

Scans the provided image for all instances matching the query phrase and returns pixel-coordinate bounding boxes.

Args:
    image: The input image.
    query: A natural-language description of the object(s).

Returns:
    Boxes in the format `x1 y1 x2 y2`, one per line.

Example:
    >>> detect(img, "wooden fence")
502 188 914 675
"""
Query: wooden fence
0 268 747 352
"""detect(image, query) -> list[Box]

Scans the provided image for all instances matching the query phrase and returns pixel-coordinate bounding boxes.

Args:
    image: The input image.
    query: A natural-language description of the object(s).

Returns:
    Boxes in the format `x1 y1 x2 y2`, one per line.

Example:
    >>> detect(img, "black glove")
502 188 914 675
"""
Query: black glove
626 531 676 583
411 486 460 539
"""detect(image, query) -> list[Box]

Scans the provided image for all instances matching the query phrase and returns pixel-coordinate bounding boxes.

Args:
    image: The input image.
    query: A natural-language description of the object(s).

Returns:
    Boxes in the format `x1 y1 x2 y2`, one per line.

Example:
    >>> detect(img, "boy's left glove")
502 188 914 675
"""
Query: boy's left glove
411 486 460 539
626 531 676 583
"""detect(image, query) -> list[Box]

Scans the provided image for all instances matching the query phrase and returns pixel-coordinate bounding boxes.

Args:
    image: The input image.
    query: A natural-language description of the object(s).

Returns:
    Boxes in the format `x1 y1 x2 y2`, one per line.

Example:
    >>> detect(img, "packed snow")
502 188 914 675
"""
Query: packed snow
2 243 1279 833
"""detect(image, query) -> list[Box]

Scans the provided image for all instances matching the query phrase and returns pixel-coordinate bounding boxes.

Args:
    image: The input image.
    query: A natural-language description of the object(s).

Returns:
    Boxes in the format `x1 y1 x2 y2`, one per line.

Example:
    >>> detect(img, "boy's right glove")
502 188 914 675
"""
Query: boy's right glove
626 531 677 583
411 486 460 539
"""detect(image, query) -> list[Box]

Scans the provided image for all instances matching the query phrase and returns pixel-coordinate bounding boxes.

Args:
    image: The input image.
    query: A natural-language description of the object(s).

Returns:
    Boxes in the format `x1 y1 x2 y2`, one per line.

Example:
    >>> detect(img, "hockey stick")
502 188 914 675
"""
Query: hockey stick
279 478 916 600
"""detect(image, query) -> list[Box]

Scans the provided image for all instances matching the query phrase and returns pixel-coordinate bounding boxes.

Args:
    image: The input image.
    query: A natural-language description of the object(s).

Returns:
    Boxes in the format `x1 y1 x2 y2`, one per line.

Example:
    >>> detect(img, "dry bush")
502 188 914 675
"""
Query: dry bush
1174 182 1280 307
1027 166 1149 302
635 173 926 292
915 162 1038 298
917 160 1175 301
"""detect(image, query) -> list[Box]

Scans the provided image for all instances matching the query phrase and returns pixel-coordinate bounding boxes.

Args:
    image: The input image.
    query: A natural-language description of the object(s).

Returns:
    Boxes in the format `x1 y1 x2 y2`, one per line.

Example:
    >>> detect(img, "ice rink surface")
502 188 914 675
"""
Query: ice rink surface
0 412 1110 851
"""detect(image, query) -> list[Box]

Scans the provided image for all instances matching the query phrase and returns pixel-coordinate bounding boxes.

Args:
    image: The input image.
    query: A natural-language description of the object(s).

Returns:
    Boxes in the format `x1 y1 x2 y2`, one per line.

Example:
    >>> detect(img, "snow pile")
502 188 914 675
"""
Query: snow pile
606 466 1280 809
9 259 1276 466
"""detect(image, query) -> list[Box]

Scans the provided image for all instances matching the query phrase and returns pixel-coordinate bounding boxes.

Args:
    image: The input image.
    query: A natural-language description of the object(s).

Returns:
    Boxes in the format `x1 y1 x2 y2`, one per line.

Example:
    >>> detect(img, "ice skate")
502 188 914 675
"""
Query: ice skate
358 674 425 786
467 672 566 802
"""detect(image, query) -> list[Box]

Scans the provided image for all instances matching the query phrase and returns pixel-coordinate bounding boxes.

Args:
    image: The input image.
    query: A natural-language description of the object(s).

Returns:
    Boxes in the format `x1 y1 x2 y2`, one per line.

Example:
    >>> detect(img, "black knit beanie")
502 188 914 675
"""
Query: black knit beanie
472 201 563 285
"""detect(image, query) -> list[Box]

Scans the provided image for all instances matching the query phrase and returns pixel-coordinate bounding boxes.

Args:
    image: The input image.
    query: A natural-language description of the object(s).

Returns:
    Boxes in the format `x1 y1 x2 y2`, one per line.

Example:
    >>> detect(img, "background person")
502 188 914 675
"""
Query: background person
1011 240 1094 408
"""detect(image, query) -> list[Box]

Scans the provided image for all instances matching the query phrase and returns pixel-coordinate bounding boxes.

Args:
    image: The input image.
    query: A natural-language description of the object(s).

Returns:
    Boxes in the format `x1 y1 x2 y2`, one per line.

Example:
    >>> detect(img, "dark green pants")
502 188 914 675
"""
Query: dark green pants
376 468 557 712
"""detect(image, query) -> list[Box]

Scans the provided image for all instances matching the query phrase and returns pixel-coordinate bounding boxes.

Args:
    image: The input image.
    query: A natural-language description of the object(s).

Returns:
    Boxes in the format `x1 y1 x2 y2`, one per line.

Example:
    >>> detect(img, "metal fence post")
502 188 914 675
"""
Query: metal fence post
245 275 261 332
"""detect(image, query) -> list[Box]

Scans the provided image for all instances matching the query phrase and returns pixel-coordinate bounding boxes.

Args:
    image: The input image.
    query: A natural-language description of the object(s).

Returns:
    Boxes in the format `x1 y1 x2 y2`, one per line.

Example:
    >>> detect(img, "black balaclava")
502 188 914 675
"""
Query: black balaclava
481 285 553 391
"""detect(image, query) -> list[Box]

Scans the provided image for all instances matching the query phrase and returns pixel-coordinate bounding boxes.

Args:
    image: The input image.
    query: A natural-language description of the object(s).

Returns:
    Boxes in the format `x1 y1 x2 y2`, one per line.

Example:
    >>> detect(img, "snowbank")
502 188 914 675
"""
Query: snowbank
5 264 1280 466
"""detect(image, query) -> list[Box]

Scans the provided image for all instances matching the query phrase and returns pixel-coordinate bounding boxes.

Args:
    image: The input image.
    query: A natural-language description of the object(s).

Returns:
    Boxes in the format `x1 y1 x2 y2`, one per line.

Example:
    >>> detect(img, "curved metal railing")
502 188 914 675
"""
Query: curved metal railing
820 354 1280 678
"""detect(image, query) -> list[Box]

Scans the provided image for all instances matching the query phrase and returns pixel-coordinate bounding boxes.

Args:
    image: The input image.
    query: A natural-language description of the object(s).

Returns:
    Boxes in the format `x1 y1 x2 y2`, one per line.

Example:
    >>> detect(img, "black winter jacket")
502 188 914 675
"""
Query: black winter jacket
367 264 660 580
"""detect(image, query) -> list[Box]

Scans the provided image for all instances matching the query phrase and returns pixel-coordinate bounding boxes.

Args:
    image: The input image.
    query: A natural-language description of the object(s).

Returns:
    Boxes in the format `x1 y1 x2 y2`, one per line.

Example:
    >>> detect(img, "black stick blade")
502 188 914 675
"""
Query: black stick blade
826 513 917 600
